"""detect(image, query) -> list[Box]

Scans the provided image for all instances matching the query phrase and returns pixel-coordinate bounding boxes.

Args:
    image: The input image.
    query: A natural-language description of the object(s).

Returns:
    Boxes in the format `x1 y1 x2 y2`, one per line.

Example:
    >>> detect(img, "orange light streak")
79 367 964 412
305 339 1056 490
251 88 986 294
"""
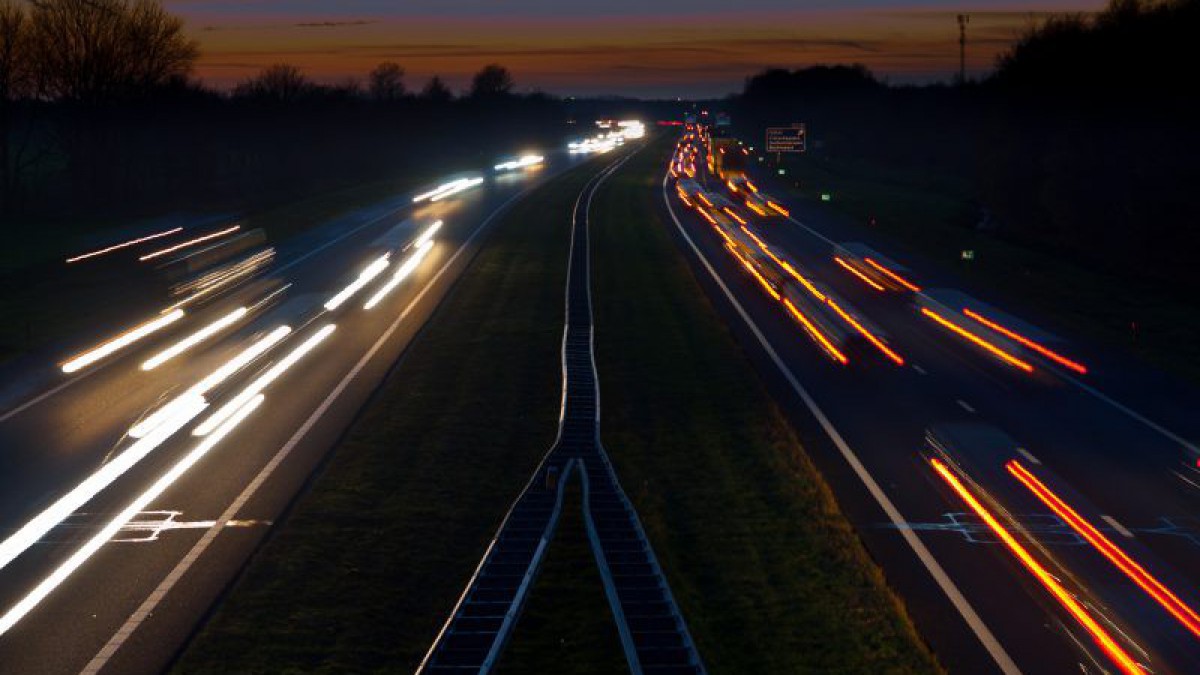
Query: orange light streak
726 179 739 193
729 247 780 301
738 226 825 299
921 308 1034 373
745 201 768 216
745 180 759 193
963 308 1088 375
722 207 747 225
766 200 790 216
864 257 921 292
825 299 905 365
1008 460 1200 639
782 298 849 365
929 458 1143 675
833 256 886 291
697 193 714 207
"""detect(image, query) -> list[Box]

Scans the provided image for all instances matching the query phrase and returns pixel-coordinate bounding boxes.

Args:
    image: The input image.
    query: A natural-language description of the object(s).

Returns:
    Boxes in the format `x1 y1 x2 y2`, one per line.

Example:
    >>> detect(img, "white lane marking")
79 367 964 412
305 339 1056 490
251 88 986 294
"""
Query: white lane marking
81 186 537 675
1015 447 1042 466
774 193 1199 456
912 364 927 375
1100 515 1134 539
0 373 91 423
957 399 976 414
662 174 1021 675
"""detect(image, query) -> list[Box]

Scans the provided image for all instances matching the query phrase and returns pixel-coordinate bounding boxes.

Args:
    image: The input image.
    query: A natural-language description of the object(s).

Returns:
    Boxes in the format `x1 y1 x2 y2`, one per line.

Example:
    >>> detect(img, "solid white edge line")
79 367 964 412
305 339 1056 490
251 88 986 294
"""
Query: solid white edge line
660 169 1022 675
82 181 540 675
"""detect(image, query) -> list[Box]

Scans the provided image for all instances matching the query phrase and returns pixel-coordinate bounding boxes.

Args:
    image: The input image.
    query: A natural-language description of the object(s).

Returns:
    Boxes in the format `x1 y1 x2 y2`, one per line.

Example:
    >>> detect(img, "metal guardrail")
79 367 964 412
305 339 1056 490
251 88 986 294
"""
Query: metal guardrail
421 141 703 673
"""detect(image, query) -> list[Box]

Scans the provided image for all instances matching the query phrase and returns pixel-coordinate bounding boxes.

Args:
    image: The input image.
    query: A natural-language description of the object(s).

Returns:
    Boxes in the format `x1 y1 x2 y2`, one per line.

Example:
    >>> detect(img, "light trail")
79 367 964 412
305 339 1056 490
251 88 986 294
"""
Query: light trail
921 308 1035 373
324 254 391 311
129 325 291 438
744 201 768 216
0 395 206 573
0 394 264 637
722 207 747 225
364 239 434 310
963 308 1088 375
782 297 849 365
166 248 275 312
929 457 1143 675
833 256 886 291
728 246 780 301
824 299 905 366
65 227 182 263
430 177 484 202
138 225 241 262
766 200 790 216
864 257 921 292
1008 460 1200 639
494 155 544 171
141 307 248 371
413 220 442 249
61 309 185 374
193 324 335 436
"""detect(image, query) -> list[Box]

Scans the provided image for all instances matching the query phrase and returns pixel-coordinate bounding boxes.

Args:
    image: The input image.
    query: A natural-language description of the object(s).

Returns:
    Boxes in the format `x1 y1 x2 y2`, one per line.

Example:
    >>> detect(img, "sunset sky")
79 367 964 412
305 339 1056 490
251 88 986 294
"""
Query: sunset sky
165 1 1105 98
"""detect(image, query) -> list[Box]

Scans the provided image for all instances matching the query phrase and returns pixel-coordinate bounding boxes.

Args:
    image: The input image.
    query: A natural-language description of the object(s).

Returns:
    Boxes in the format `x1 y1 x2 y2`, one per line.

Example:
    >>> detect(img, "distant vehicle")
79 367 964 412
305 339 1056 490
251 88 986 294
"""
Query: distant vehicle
708 137 745 181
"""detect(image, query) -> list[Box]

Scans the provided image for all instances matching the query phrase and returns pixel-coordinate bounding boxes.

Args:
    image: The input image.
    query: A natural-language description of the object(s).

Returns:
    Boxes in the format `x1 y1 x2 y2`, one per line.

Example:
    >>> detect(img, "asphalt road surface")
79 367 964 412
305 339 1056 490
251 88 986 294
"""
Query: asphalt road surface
664 135 1200 675
0 149 601 674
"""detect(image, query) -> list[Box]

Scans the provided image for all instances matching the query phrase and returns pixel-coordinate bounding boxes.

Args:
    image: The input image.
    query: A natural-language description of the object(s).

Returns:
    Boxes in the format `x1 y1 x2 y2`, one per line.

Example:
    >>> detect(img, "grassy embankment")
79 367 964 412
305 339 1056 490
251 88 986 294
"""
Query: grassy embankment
173 157 609 673
584 137 940 673
777 153 1200 381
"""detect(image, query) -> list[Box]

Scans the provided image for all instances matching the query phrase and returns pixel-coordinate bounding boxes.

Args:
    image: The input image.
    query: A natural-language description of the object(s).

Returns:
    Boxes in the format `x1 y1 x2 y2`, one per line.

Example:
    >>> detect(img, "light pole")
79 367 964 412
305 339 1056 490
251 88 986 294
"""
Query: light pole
957 14 970 85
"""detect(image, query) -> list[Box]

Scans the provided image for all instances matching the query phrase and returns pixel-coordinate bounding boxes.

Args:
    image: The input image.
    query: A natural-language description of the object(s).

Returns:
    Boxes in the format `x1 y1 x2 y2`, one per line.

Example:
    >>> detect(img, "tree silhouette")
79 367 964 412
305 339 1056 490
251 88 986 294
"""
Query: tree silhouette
470 63 514 99
368 62 405 101
25 0 198 103
420 75 453 103
234 63 312 102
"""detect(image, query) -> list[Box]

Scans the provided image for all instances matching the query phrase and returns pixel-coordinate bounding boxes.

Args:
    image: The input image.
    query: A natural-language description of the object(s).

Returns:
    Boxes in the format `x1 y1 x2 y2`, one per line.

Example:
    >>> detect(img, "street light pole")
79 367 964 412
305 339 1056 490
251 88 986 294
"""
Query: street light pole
957 14 970 85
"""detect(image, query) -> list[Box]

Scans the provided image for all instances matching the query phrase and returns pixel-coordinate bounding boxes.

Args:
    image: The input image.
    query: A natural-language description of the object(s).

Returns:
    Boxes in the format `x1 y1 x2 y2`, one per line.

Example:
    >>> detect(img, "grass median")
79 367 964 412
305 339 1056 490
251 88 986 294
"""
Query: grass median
589 137 940 673
173 158 606 673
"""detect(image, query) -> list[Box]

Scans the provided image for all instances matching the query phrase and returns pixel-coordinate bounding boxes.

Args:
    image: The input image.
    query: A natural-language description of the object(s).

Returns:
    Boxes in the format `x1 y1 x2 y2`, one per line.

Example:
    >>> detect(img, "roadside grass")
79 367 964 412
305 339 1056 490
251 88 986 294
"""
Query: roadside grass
496 475 628 673
779 154 1200 382
589 137 941 673
172 159 605 673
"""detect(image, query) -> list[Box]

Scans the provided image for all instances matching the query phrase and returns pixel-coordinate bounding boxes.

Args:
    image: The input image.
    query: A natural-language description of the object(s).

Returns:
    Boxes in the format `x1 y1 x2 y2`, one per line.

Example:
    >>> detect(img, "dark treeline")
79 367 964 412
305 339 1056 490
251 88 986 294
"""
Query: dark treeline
734 0 1200 291
0 0 569 225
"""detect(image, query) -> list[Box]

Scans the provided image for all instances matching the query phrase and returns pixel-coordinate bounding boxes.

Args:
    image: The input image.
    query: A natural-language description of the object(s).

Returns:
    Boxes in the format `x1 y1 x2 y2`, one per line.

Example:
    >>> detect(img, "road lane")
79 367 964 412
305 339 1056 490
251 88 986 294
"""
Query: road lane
663 136 1200 674
0 149 603 673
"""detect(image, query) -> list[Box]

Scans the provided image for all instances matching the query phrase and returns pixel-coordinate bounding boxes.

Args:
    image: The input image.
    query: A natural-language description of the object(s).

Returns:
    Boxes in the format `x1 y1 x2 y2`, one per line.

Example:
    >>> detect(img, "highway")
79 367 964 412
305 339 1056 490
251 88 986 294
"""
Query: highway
0 148 600 674
663 132 1200 674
